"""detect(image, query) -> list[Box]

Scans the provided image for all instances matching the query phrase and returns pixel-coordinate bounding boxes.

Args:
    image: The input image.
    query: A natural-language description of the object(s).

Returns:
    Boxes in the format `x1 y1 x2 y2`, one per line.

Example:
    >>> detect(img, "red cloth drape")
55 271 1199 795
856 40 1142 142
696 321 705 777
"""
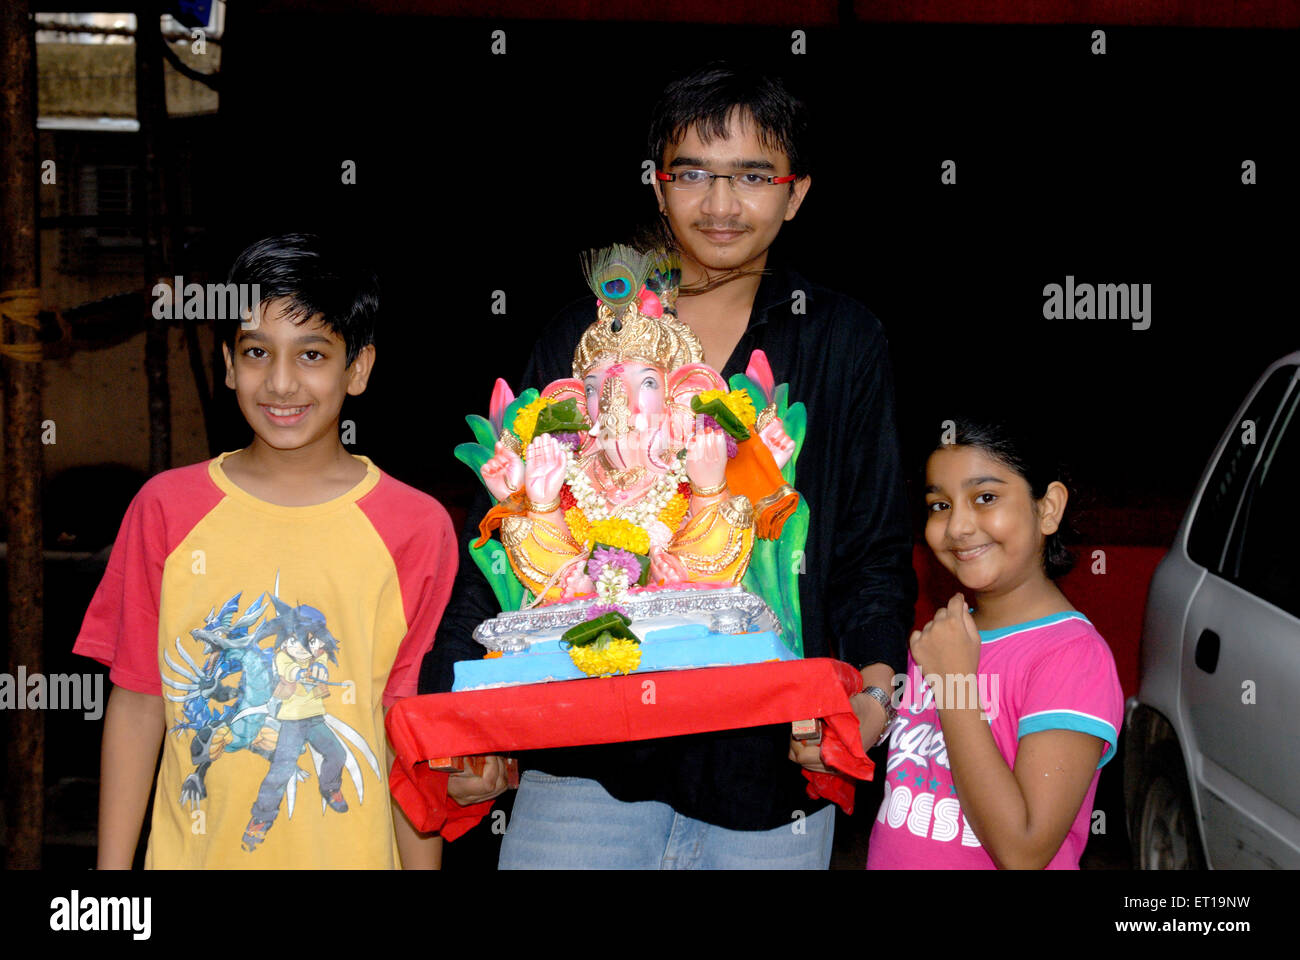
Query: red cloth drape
386 658 873 838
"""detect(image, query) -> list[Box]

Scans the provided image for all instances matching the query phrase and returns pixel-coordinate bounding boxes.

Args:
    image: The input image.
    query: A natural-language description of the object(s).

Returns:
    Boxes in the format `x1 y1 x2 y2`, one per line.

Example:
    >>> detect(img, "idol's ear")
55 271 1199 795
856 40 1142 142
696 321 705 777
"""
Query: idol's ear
668 363 726 404
541 378 587 419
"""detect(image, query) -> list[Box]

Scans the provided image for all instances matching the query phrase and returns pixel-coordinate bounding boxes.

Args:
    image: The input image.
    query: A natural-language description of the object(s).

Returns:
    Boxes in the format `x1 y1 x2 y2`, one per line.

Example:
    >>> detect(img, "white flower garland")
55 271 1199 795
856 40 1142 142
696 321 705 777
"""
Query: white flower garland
563 451 687 531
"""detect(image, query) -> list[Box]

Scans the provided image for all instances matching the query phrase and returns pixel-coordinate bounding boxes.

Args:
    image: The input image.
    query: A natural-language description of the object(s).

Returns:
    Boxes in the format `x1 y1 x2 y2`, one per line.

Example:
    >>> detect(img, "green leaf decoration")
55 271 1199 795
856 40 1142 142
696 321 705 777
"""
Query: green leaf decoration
561 611 639 648
690 394 750 441
780 401 807 483
454 442 495 500
741 496 809 657
468 538 524 612
465 414 497 451
774 382 789 417
533 397 588 436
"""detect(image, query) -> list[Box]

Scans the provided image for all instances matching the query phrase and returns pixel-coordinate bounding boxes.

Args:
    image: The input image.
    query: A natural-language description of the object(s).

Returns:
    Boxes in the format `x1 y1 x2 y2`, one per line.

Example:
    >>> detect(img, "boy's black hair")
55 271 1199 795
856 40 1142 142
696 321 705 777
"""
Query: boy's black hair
932 417 1077 579
223 233 378 366
646 61 811 182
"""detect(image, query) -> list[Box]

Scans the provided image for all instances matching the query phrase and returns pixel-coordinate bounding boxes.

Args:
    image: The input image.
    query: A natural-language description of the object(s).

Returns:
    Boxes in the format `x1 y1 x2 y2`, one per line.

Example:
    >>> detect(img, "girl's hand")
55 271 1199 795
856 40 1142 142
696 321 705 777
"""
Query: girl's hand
910 593 981 682
523 435 567 507
685 426 728 491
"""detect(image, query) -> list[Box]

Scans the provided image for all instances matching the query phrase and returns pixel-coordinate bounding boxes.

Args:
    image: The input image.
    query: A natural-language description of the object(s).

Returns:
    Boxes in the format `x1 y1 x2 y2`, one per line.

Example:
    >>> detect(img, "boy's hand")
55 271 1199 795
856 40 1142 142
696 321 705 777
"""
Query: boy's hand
447 755 511 806
910 593 981 682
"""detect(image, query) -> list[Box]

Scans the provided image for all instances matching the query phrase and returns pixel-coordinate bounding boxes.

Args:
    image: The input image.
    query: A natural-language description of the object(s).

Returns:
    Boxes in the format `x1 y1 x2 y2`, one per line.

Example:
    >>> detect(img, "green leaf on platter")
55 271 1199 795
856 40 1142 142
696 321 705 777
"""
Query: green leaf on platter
561 611 639 648
502 388 541 441
690 394 750 441
466 413 498 451
469 538 523 613
727 373 768 418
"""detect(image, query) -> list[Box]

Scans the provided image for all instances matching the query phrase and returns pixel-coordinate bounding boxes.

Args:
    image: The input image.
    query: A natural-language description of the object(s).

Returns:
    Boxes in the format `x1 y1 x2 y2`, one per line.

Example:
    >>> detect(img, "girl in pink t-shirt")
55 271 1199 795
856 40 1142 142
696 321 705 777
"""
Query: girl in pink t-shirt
867 418 1122 869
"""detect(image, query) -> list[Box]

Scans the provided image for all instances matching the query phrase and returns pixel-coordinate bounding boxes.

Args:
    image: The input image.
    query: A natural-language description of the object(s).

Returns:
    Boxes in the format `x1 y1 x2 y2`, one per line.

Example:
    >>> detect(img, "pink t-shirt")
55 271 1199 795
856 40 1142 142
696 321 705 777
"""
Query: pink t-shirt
866 611 1123 870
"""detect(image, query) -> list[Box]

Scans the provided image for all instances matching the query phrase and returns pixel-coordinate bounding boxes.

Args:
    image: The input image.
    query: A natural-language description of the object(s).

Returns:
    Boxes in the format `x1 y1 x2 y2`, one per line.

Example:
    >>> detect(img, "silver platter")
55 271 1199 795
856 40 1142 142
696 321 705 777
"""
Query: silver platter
472 586 782 653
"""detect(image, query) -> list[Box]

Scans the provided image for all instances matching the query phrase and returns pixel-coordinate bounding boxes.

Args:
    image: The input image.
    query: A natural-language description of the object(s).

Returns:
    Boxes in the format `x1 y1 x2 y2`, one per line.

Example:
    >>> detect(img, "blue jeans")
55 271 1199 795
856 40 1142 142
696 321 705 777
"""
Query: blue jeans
498 770 835 869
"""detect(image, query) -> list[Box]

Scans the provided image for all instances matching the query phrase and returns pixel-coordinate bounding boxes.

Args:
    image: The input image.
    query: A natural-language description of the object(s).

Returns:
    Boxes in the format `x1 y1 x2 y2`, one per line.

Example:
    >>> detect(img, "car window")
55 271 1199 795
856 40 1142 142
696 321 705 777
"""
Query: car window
1187 364 1297 573
1224 385 1300 618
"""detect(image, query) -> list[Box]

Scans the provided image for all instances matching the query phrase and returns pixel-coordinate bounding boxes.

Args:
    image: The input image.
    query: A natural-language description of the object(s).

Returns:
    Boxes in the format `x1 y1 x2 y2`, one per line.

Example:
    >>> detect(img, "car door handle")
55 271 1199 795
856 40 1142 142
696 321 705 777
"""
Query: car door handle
1195 629 1220 673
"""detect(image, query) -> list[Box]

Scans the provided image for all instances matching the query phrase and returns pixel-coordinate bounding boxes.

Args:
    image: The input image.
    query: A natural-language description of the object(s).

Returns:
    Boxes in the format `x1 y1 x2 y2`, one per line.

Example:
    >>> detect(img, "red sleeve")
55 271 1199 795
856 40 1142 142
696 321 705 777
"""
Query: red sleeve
72 463 222 695
358 476 459 707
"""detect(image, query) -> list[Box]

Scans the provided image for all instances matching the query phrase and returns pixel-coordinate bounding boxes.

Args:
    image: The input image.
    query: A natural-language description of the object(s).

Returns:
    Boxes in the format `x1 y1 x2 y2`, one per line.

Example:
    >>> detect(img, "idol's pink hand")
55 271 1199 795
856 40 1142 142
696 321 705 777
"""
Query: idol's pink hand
481 440 524 502
685 426 728 491
559 563 595 600
524 435 567 507
759 419 795 470
648 546 688 585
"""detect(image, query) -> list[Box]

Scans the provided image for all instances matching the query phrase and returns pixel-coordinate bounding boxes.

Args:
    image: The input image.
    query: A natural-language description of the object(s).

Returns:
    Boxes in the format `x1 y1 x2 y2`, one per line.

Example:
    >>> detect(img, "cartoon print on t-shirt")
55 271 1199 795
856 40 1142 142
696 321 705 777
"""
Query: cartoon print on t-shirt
164 590 276 806
160 574 382 854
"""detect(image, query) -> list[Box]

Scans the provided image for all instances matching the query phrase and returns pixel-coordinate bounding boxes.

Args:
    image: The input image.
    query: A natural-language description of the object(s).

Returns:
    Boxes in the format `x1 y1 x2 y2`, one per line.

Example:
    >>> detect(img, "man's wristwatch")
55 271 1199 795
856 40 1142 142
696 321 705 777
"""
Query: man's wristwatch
857 685 898 748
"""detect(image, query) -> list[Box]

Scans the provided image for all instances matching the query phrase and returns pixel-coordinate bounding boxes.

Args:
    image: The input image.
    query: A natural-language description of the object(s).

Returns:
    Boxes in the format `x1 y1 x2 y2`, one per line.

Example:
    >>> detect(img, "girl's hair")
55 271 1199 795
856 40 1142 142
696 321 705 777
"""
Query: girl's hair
933 417 1077 579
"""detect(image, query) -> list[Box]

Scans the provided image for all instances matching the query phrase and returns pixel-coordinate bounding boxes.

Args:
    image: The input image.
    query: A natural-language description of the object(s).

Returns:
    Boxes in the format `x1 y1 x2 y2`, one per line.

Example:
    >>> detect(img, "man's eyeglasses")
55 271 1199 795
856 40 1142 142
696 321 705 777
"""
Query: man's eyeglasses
656 169 797 194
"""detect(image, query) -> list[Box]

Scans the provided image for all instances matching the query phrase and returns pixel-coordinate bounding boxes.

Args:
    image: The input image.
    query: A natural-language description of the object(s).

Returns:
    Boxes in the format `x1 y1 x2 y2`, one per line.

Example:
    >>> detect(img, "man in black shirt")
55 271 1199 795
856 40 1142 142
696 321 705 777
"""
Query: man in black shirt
419 63 915 868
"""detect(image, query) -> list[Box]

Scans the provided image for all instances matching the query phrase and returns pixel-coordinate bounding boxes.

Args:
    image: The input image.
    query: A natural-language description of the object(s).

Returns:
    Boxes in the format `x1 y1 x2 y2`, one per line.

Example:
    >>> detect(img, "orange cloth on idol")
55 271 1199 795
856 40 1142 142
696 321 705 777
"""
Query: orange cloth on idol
474 493 526 548
725 436 798 540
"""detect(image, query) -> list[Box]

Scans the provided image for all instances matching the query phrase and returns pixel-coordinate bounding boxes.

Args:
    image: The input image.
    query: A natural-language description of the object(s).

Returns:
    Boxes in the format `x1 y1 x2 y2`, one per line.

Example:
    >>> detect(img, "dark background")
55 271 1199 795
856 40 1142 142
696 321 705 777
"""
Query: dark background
202 19 1297 543
15 13 1297 870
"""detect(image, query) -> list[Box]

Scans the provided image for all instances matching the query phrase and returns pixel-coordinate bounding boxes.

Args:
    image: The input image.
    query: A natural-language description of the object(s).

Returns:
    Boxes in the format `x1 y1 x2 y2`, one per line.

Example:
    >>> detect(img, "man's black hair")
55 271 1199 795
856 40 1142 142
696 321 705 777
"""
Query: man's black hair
646 61 811 181
223 233 378 366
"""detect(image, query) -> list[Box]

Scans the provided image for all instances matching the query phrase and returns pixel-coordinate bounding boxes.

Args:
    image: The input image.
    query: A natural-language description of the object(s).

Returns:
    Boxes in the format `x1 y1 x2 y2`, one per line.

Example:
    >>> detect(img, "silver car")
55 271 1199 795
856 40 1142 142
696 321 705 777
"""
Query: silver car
1124 352 1300 869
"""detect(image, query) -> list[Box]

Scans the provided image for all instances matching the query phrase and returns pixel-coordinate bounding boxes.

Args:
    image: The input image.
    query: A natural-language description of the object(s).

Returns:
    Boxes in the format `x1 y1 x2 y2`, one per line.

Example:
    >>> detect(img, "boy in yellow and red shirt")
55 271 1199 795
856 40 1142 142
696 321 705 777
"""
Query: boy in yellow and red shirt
75 233 452 869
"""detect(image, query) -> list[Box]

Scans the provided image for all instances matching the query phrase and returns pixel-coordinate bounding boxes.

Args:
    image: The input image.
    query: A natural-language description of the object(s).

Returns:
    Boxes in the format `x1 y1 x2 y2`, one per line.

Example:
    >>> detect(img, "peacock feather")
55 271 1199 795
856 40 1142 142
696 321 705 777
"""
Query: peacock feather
580 244 656 311
644 248 681 295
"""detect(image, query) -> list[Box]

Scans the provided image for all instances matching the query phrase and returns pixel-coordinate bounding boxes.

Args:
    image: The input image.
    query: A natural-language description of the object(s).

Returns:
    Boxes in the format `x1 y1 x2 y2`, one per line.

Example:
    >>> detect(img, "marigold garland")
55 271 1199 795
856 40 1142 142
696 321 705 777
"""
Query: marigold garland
657 492 689 530
563 506 591 544
588 517 650 555
512 396 554 451
698 389 757 428
568 638 643 677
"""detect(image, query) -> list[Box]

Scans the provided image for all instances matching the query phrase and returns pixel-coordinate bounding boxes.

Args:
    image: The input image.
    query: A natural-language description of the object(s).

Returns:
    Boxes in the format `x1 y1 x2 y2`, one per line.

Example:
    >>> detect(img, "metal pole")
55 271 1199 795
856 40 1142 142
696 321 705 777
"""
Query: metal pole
136 2 172 475
1 0 46 870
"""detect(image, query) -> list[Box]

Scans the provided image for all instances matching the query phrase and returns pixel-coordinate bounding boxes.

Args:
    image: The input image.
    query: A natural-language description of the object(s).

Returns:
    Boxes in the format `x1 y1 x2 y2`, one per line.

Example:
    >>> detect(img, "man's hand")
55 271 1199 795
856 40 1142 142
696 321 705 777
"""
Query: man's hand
447 755 511 806
788 662 895 775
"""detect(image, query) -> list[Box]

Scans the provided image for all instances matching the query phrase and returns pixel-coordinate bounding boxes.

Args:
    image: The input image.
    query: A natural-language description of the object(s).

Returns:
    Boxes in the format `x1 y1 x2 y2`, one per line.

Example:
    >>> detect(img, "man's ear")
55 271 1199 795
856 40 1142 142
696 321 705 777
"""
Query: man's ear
783 175 812 222
346 344 376 396
222 342 236 389
1038 480 1069 536
651 174 667 216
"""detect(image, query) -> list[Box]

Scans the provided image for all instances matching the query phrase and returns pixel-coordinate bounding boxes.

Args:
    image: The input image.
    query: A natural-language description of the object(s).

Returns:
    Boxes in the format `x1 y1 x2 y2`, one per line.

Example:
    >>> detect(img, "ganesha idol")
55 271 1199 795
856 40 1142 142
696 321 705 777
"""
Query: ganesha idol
453 245 808 689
